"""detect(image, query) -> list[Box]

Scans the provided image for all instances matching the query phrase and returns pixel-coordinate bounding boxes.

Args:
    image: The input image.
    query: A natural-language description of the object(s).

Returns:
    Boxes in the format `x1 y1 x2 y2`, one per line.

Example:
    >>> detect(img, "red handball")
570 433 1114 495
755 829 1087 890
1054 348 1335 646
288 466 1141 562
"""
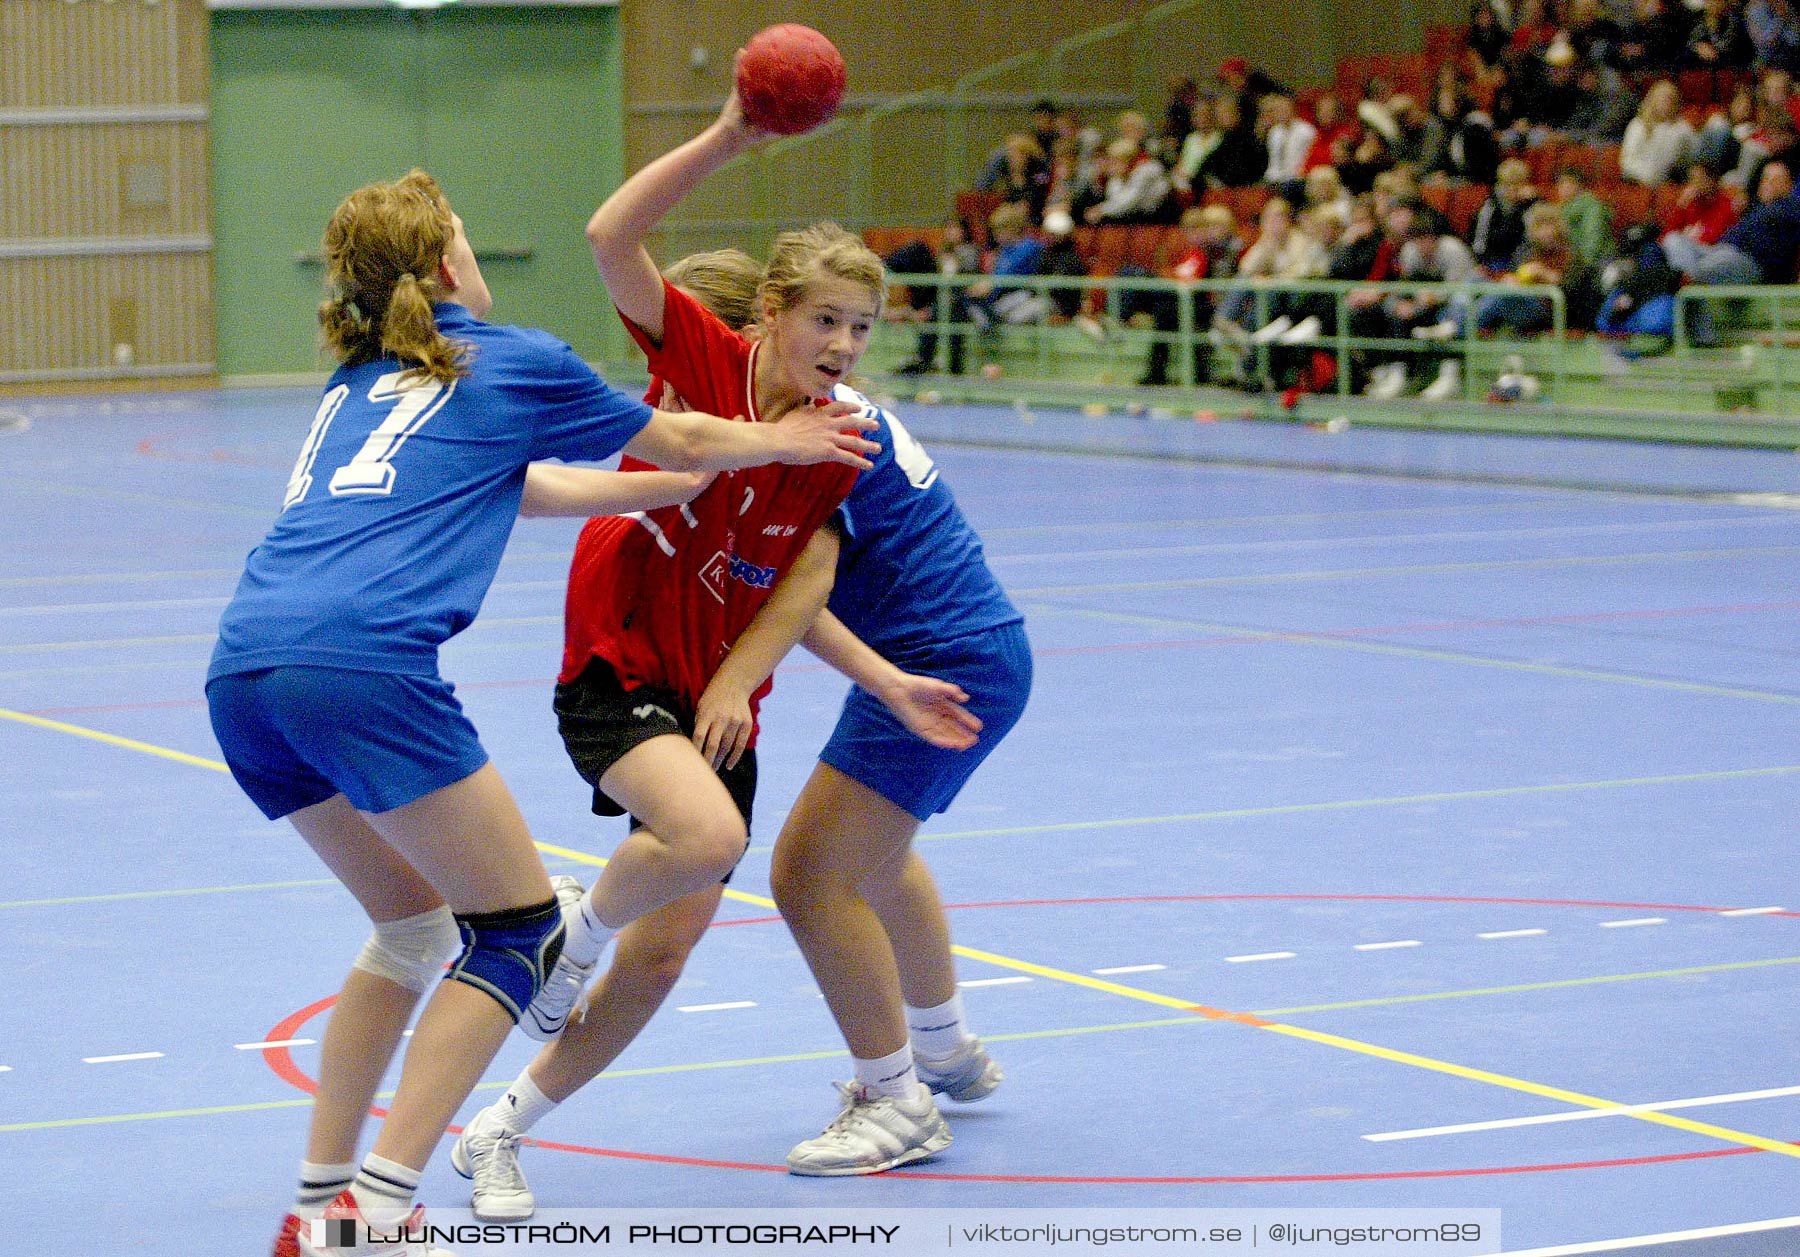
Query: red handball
735 24 847 136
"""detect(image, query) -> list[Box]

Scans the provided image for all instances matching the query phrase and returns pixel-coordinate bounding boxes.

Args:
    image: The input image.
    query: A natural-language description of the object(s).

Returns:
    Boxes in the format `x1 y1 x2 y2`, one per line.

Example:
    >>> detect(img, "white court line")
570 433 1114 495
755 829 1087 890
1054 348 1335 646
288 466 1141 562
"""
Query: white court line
1354 940 1422 951
1093 964 1166 975
1226 952 1297 963
235 1038 316 1051
0 1066 11 1073
82 1052 163 1064
1500 1214 1800 1255
1366 1083 1800 1142
677 1001 757 1013
1600 917 1667 928
1480 929 1547 939
1723 906 1786 916
959 977 1033 988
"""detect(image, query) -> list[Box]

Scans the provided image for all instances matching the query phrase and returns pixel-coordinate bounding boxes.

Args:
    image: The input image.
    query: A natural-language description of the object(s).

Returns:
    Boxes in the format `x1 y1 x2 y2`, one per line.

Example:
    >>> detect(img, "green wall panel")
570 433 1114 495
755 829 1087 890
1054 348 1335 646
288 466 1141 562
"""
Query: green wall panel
211 7 624 377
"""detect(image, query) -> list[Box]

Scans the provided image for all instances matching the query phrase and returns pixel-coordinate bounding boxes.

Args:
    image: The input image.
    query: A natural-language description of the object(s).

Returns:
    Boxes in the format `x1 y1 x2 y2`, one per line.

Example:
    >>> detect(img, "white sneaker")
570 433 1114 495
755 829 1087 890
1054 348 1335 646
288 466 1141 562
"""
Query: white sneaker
1419 360 1462 400
451 1106 536 1222
915 1037 1004 1103
1365 362 1408 399
1277 315 1322 345
1250 315 1294 343
1074 314 1109 343
786 1083 952 1176
519 875 595 1041
298 1192 452 1257
1410 318 1458 341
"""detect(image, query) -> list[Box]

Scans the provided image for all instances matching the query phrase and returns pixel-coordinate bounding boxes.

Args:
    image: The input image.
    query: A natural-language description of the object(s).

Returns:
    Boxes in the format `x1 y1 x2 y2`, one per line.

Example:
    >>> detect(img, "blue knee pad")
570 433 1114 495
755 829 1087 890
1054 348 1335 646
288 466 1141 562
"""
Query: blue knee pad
446 897 565 1022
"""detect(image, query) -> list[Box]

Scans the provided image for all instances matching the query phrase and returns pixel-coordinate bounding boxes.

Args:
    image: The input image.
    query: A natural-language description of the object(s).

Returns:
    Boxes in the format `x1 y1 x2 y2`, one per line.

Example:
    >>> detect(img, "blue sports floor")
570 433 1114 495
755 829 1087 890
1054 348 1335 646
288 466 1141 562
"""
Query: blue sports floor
2 389 1798 1255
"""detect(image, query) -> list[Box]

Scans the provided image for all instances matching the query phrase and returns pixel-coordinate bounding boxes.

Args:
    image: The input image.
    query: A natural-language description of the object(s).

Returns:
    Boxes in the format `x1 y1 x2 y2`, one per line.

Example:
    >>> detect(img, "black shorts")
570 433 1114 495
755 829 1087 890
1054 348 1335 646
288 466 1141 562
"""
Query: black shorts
553 658 757 837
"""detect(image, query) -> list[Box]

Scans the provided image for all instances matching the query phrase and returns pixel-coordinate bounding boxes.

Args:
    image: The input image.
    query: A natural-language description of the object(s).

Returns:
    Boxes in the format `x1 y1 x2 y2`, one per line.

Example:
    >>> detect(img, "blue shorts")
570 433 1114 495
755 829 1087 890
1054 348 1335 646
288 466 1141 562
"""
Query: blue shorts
205 666 490 820
820 621 1032 821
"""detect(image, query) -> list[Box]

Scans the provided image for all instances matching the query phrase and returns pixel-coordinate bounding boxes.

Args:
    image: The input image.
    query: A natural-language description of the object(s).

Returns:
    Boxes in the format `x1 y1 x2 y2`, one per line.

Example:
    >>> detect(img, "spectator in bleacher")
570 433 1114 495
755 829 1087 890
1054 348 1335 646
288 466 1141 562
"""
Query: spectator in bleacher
1301 96 1352 171
1566 0 1628 65
1692 80 1758 170
1213 198 1324 365
1729 101 1800 185
1084 137 1174 225
1472 157 1541 270
1336 127 1397 194
1688 0 1755 68
1123 204 1243 386
887 219 981 376
1758 67 1800 129
1259 94 1318 200
966 202 1048 333
1575 57 1640 142
1171 98 1224 196
1663 159 1742 241
1617 0 1695 70
1036 207 1090 320
1426 84 1501 182
1554 165 1619 262
1366 201 1481 399
1475 201 1603 332
1746 0 1800 70
1218 57 1289 135
1029 100 1060 164
1660 156 1800 279
1511 0 1562 56
1621 80 1698 184
976 133 1052 225
1200 95 1267 187
1161 77 1200 157
1468 0 1515 76
1385 94 1446 168
1356 76 1403 146
1303 165 1355 226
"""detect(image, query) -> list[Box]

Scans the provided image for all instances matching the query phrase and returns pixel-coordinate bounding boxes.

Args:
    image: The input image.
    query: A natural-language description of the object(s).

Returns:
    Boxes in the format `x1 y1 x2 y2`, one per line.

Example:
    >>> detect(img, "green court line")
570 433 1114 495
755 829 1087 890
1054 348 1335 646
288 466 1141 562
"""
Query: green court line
0 1098 315 1132
1024 601 1800 706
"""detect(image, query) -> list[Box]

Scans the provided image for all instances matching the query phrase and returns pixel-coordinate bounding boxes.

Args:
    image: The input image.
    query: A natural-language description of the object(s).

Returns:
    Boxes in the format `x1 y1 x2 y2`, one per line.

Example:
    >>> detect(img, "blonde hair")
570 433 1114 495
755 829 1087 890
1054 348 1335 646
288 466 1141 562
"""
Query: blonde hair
1497 157 1531 186
318 169 469 385
760 222 886 319
663 248 763 333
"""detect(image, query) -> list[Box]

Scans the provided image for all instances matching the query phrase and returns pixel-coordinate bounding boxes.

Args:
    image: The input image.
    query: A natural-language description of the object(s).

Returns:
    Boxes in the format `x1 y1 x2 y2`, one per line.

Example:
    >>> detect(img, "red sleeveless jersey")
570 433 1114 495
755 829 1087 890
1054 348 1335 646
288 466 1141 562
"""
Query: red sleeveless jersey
559 282 856 741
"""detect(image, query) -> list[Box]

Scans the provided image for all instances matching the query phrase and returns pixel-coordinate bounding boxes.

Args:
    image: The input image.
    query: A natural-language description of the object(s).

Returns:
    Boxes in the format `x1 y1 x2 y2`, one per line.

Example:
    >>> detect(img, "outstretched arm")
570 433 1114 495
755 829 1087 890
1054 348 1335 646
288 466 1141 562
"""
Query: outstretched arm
519 464 714 518
803 611 984 752
693 527 842 770
623 403 877 473
586 66 772 340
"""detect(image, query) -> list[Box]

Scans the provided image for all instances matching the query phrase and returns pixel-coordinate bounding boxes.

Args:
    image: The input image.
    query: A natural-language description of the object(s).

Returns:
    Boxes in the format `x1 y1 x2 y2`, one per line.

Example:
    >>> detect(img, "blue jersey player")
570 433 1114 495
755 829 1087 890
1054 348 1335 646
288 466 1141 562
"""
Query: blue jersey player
206 170 876 1257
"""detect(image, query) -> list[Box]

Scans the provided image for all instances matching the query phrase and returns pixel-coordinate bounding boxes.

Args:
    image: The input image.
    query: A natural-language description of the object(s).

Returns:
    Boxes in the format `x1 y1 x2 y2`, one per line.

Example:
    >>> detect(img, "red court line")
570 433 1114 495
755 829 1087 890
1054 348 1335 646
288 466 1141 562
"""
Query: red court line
257 894 1800 1184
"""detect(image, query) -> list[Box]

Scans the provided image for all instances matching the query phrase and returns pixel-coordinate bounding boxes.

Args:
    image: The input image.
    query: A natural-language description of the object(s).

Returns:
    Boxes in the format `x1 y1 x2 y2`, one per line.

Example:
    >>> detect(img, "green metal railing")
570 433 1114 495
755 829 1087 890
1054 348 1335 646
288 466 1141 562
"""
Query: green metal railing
1672 283 1800 404
884 272 1569 402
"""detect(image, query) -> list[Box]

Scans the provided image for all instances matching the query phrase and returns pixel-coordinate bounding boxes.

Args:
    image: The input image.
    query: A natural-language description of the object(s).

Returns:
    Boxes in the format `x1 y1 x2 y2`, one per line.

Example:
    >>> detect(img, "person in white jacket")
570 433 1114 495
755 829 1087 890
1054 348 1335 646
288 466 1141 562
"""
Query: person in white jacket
1621 80 1696 187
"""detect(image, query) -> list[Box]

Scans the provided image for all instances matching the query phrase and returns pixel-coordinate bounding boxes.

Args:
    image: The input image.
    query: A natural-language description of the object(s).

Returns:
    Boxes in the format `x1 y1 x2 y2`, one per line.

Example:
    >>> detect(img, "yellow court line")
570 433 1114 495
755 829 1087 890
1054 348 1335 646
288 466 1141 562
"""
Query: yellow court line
16 727 1800 1158
0 706 229 770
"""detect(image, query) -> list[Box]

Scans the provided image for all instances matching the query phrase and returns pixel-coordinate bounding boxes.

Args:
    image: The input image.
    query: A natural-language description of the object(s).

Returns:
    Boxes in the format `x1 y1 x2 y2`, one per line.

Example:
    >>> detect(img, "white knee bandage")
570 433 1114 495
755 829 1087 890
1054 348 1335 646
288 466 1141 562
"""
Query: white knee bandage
354 905 461 993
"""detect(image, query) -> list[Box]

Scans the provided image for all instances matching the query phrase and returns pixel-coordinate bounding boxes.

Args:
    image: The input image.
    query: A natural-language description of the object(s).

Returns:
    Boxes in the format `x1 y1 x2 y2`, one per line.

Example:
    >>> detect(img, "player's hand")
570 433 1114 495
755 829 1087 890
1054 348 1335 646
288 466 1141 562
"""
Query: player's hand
693 680 754 770
877 672 983 751
778 400 880 470
718 52 779 149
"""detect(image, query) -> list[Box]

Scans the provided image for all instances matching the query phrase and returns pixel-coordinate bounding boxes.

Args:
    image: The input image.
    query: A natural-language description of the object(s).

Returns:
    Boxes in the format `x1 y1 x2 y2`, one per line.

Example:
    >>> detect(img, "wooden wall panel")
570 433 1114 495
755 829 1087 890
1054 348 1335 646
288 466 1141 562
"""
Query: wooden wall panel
0 0 213 384
1 254 213 377
0 122 210 239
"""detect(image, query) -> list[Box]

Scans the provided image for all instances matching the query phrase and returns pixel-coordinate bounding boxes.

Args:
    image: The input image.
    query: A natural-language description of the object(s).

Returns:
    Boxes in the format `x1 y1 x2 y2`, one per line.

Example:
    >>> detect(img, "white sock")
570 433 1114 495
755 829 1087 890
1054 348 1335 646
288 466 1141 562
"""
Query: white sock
557 887 616 967
853 1045 924 1104
491 1070 560 1136
350 1153 418 1229
294 1160 355 1222
907 993 972 1059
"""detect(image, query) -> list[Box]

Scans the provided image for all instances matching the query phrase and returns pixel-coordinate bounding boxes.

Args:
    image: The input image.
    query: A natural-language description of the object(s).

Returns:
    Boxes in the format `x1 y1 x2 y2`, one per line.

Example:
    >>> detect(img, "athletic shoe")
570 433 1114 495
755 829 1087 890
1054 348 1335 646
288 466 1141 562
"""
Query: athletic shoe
1410 319 1458 341
915 1037 1005 1103
1250 315 1293 344
786 1083 952 1177
297 1191 452 1257
1277 315 1322 345
1419 359 1462 400
1364 362 1408 399
273 1213 304 1257
520 875 595 1041
451 1106 536 1222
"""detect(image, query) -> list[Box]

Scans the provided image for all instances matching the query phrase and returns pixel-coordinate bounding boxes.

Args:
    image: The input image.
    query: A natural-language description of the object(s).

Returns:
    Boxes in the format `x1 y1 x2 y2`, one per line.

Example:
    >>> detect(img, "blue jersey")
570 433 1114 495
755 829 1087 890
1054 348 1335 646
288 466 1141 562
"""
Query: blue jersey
209 304 653 681
827 386 1020 662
